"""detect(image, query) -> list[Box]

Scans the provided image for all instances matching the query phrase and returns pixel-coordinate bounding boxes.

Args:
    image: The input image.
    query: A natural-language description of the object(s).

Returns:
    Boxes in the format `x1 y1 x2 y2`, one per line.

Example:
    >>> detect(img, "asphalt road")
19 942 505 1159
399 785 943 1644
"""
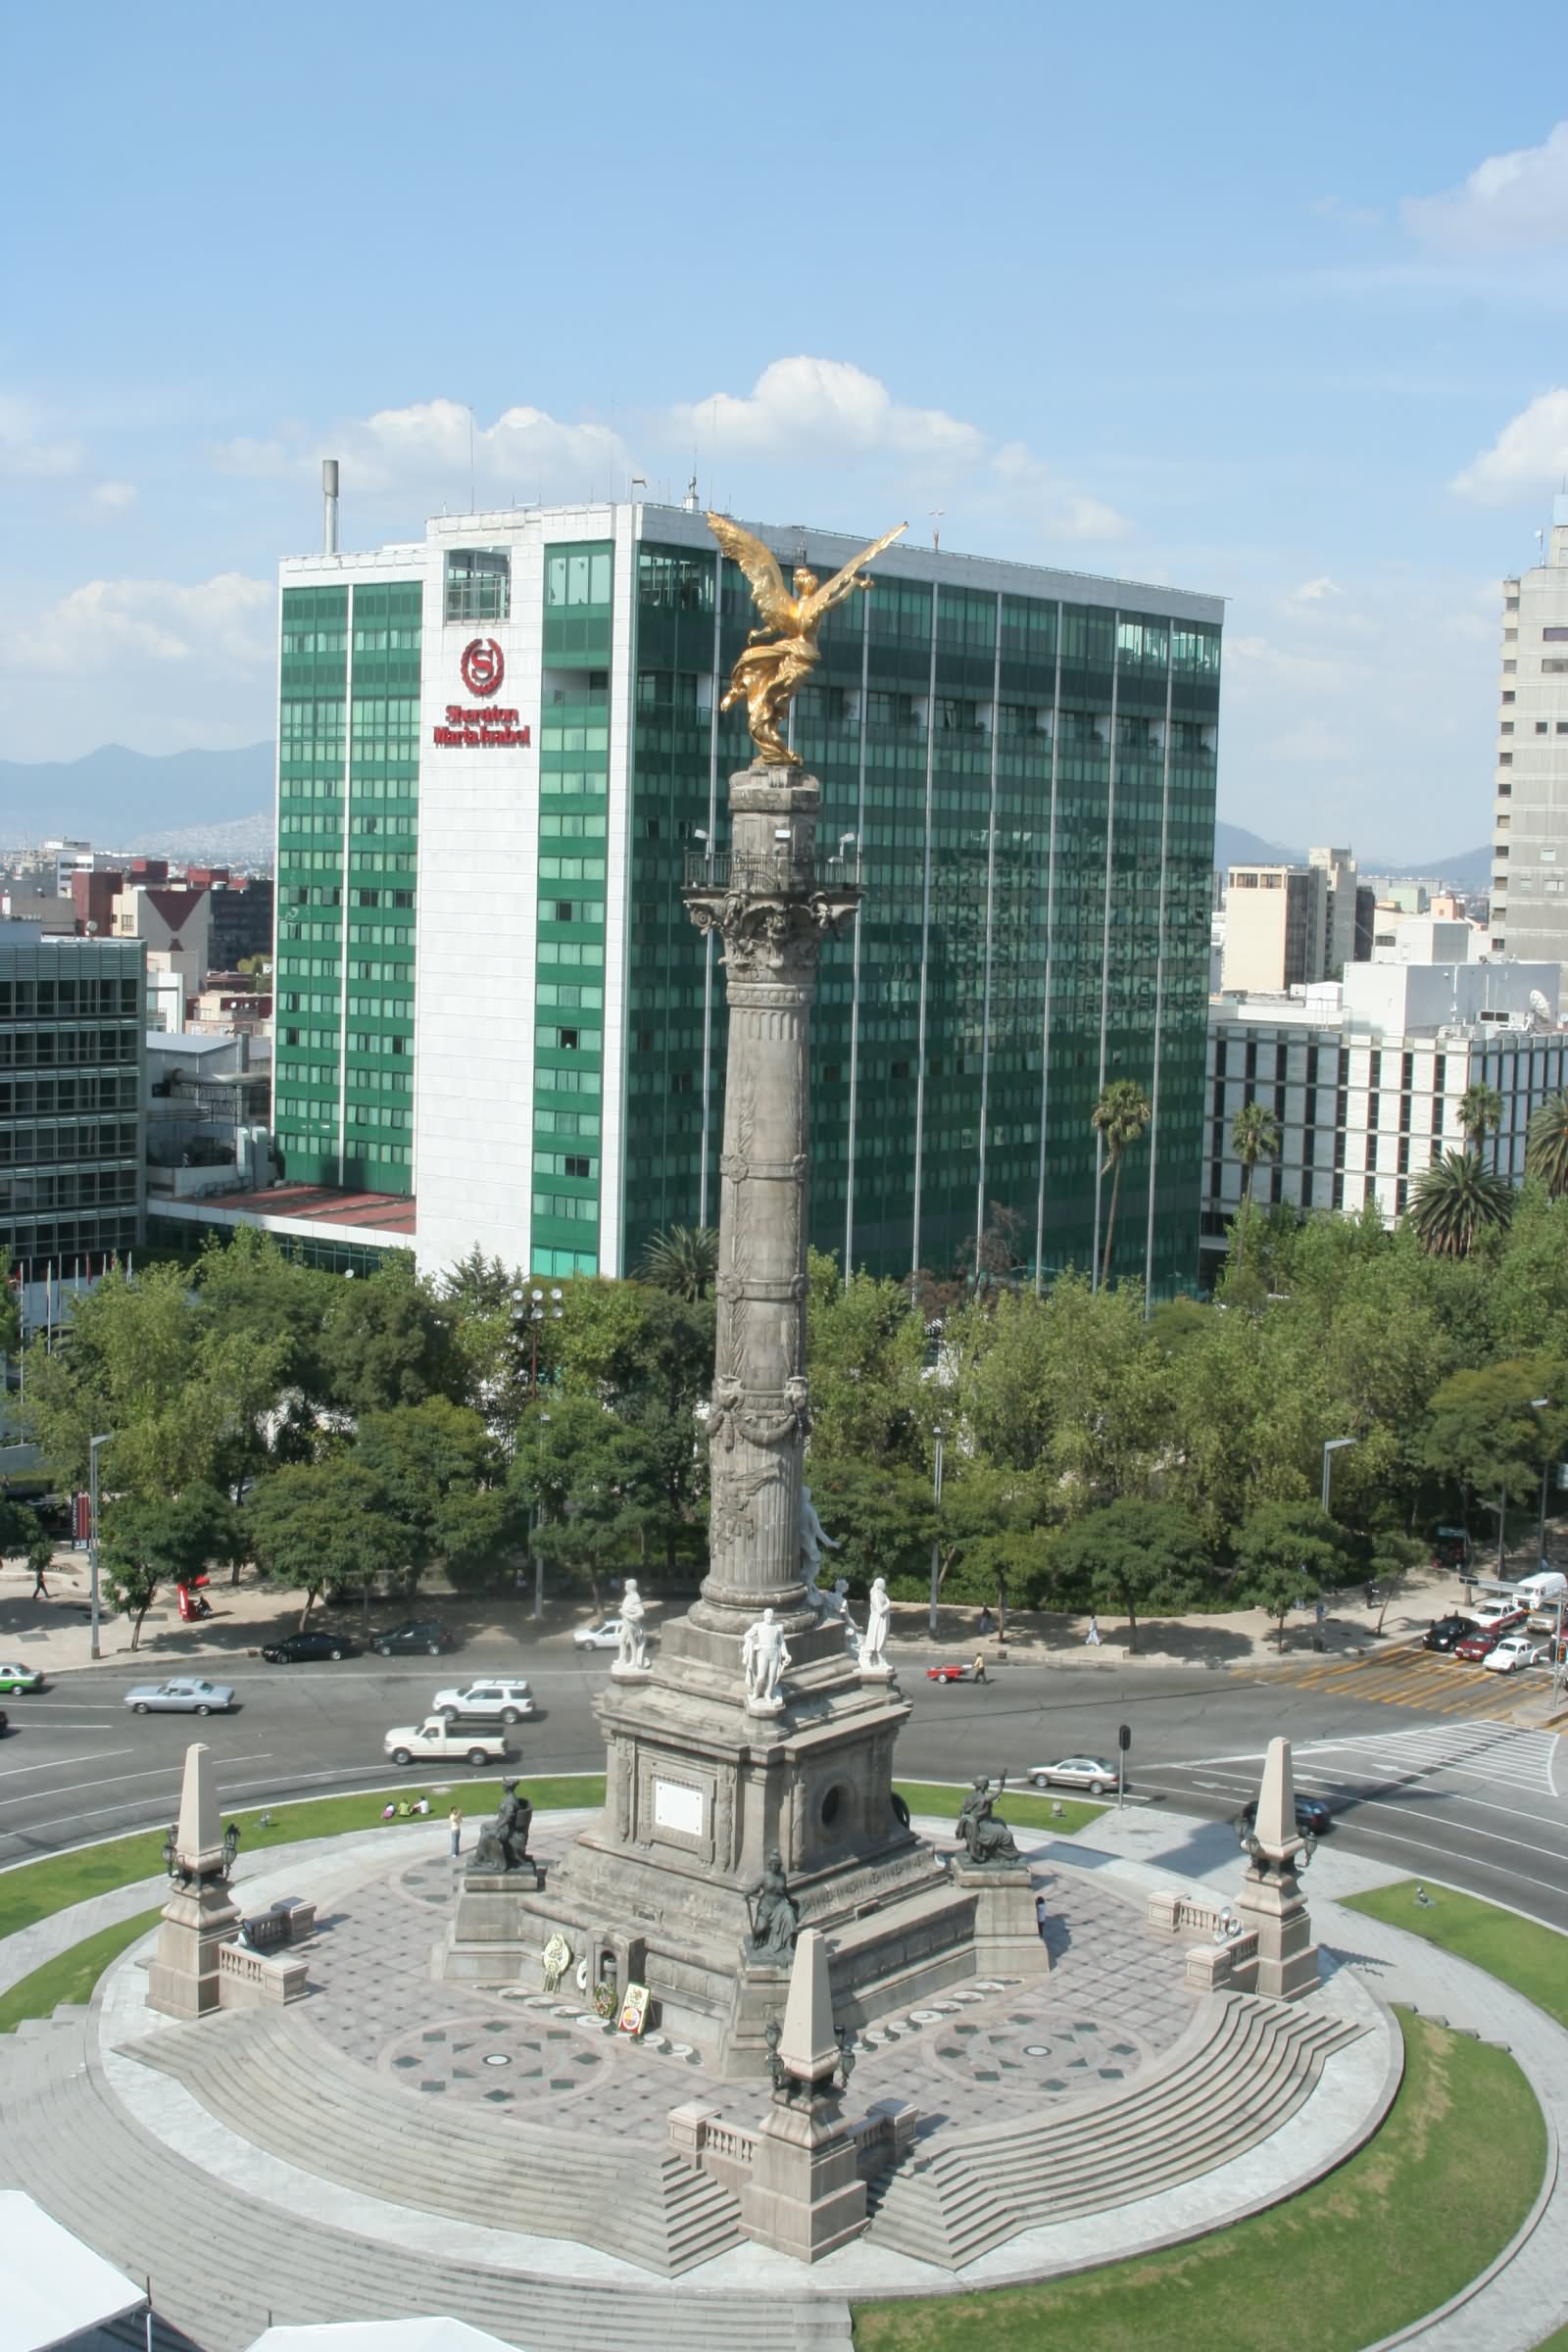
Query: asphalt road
2 1639 1564 1932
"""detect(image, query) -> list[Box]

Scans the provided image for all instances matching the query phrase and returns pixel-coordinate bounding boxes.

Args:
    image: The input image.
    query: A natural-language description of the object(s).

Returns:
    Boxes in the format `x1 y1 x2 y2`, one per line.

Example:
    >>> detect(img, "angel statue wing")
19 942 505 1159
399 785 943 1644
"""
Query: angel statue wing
799 522 908 629
707 514 794 632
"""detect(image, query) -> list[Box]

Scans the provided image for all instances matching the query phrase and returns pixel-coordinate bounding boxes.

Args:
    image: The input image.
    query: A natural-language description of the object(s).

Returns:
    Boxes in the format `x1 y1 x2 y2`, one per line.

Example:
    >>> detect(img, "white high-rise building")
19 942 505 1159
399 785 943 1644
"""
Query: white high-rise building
1491 494 1568 969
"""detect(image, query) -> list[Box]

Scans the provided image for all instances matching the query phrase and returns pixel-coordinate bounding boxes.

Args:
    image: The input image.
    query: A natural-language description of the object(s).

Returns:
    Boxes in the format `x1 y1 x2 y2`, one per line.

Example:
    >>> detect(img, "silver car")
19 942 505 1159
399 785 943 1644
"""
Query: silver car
124 1677 235 1716
1028 1754 1119 1794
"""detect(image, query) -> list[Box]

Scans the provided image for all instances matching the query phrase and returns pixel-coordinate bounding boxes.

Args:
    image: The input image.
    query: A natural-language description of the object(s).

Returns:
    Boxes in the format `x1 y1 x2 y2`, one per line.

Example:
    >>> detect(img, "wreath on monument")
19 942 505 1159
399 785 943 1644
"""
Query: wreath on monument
592 1979 618 2020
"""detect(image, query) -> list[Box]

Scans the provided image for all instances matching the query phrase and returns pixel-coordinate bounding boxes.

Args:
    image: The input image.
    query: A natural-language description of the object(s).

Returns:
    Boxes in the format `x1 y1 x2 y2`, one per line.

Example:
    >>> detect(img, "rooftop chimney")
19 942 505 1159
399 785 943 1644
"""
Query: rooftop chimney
322 458 340 556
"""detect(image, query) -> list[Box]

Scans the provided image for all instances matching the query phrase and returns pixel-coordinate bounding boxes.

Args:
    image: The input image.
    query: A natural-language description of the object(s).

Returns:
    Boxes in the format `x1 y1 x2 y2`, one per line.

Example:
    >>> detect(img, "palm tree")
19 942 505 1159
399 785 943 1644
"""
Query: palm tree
1229 1101 1281 1274
638 1224 719 1301
1091 1078 1152 1290
1526 1092 1568 1199
1407 1151 1513 1257
1457 1081 1503 1162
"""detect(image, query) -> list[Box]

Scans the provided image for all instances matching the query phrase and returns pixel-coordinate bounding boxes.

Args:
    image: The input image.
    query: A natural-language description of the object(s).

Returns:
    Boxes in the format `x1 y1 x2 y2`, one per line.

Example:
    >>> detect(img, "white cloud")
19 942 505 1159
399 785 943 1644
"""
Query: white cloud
1405 122 1568 252
215 396 625 505
1451 388 1568 504
676 358 1129 543
6 572 272 677
0 395 85 481
1288 575 1342 604
88 480 137 513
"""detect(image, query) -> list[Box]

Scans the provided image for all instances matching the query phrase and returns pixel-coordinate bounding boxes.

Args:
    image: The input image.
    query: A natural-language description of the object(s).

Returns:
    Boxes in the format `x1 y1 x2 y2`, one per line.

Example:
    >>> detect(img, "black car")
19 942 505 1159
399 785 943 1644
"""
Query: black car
371 1619 453 1658
1240 1792 1332 1837
262 1630 357 1665
1423 1614 1478 1654
0 1708 8 1738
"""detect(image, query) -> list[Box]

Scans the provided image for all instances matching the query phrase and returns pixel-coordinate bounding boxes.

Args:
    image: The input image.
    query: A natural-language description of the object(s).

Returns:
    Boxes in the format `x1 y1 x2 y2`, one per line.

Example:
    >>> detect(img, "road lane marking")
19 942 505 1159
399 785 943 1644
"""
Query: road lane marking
0 1747 136 1780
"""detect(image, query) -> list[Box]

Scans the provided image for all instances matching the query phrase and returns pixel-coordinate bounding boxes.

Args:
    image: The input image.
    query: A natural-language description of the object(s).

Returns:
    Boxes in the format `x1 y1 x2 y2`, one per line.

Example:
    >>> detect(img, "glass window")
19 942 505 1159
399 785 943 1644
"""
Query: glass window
445 549 510 623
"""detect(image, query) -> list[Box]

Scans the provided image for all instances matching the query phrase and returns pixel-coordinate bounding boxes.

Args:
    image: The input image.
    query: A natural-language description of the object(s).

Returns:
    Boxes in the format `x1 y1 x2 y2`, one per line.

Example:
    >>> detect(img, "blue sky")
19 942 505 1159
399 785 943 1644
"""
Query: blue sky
4 0 1568 861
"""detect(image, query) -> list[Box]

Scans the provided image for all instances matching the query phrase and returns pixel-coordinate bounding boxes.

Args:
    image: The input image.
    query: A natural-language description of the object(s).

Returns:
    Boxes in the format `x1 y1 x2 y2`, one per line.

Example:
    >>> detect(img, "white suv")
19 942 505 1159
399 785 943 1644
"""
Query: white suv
432 1680 535 1725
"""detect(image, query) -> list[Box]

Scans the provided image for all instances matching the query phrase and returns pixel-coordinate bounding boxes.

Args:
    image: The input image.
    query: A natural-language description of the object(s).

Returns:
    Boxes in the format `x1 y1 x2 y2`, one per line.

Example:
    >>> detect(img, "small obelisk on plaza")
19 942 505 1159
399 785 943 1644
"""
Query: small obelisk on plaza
1236 1737 1320 2000
489 514 1037 2072
147 1742 241 2019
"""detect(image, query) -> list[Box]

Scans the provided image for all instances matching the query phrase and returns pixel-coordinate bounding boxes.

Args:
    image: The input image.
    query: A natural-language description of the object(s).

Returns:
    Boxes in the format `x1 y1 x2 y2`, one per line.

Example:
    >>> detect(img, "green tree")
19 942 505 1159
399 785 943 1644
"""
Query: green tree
1234 1500 1348 1649
802 1458 937 1595
100 1485 241 1651
1047 1498 1210 1653
1091 1078 1152 1290
246 1457 415 1631
1407 1152 1513 1258
638 1225 719 1302
1526 1094 1568 1200
317 1256 462 1416
1458 1082 1503 1161
805 1251 928 1468
1420 1357 1568 1552
355 1397 518 1586
0 1495 42 1562
1228 1101 1281 1275
510 1397 665 1611
0 1249 20 1359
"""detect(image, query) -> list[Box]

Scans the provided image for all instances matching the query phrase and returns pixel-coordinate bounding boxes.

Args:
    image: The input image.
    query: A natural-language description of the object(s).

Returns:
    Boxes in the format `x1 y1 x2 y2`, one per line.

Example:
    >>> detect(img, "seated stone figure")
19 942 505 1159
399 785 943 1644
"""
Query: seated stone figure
956 1776 1021 1867
468 1779 537 1878
747 1847 800 1965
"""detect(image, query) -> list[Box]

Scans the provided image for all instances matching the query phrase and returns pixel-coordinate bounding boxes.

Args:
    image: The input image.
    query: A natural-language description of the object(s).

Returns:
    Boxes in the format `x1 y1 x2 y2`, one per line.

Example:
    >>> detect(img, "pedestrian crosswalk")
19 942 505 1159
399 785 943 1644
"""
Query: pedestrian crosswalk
1288 1642 1557 1721
1290 1717 1561 1795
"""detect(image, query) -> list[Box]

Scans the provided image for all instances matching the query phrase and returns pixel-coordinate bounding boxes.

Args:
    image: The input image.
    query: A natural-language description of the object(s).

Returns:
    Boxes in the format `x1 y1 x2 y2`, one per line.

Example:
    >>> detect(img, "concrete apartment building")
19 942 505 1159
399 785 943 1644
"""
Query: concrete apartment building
1201 956 1564 1274
270 492 1224 1296
1491 493 1568 970
0 928 145 1279
1219 847 1359 994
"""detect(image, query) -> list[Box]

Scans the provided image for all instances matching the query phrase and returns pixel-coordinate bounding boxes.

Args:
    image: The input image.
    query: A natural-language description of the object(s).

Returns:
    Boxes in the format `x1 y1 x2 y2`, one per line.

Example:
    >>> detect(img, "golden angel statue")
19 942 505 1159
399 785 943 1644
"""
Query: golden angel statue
708 513 907 765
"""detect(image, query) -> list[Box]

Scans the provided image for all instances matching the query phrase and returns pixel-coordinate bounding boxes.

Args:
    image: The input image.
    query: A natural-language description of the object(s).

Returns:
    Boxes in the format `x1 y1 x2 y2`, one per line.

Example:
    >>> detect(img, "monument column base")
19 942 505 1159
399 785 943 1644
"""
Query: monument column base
146 1880 242 2020
439 1870 546 1984
952 1863 1050 1978
738 2096 869 2262
1235 1866 1318 2000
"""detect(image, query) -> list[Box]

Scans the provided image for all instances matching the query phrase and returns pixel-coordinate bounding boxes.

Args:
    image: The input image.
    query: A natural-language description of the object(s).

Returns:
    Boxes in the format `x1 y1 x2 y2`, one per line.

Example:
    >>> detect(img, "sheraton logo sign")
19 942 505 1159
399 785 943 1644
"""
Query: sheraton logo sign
432 638 530 749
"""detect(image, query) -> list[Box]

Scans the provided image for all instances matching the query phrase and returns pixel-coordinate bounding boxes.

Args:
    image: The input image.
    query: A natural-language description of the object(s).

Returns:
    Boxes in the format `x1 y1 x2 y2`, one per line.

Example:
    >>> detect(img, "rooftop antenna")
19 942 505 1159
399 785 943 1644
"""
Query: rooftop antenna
321 459 339 556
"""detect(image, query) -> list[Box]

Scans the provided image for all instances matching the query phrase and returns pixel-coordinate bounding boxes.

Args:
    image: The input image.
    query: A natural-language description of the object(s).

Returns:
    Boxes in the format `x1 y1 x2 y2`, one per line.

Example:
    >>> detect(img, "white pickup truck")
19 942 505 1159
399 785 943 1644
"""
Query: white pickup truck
383 1716 511 1768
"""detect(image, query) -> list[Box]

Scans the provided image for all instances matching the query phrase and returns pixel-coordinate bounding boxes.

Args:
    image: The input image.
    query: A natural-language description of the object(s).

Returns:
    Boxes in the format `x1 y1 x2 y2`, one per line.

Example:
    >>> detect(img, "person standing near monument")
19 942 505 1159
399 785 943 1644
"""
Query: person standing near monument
448 1806 463 1858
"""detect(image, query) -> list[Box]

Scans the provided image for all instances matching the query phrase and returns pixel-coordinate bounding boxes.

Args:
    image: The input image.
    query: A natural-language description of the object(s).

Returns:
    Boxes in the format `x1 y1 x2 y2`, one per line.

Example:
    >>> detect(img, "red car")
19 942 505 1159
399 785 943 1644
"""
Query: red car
925 1661 975 1684
1453 1627 1503 1662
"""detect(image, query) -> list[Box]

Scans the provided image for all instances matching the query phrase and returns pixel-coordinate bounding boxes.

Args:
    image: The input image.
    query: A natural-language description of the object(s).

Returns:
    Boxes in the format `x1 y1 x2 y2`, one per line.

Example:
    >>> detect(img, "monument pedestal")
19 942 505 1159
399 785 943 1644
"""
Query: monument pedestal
1235 1863 1318 2000
147 1880 242 2019
439 1870 546 1984
738 2097 868 2262
953 1862 1051 1979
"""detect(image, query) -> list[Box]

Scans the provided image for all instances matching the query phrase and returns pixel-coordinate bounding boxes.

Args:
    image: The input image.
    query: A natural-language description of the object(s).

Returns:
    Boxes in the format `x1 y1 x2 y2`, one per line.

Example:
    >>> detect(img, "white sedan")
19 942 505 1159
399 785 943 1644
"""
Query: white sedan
124 1678 235 1715
1028 1755 1119 1794
1483 1635 1548 1675
573 1618 624 1651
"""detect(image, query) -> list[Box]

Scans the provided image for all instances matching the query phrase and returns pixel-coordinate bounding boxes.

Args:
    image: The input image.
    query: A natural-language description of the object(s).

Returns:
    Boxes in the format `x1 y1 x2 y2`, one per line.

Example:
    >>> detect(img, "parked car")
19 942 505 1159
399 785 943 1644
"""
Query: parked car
1471 1598 1528 1634
1453 1627 1503 1662
262 1630 357 1664
433 1680 534 1725
1028 1755 1120 1795
1483 1635 1548 1676
124 1678 235 1715
1240 1791 1333 1836
383 1716 509 1768
371 1620 453 1658
1423 1615 1479 1654
925 1661 973 1684
0 1662 44 1695
573 1619 624 1651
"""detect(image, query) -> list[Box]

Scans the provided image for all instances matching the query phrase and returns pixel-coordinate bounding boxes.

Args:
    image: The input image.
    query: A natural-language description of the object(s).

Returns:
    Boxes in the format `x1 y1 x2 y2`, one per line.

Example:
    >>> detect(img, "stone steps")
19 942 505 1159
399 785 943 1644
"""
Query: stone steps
866 1989 1366 2267
0 2011 847 2352
130 2006 744 2277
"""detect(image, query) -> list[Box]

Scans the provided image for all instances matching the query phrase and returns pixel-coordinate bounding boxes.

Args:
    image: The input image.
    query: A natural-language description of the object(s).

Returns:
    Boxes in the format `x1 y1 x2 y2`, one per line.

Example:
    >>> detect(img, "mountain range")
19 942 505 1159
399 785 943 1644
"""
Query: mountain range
0 744 1489 889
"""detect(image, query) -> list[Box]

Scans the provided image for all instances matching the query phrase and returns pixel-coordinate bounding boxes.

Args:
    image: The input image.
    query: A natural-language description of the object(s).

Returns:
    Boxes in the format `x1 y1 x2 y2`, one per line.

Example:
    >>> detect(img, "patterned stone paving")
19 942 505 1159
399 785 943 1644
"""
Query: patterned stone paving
299 1822 1197 2145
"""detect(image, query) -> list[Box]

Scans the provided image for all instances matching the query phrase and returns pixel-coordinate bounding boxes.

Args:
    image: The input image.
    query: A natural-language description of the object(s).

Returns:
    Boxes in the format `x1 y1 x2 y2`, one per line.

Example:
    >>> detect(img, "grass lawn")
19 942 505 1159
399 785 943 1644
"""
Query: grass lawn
0 1775 606 1939
0 1908 162 2035
1343 1880 1568 2033
852 2011 1544 2352
894 1782 1105 1838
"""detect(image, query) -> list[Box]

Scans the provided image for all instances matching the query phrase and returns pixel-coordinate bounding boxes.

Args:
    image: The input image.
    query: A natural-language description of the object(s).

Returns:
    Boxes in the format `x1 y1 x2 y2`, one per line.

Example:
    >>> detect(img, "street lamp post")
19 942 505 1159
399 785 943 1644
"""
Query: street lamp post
928 1425 946 1639
1530 1396 1552 1567
528 1286 564 1394
531 1411 551 1624
1321 1437 1355 1517
87 1431 114 1662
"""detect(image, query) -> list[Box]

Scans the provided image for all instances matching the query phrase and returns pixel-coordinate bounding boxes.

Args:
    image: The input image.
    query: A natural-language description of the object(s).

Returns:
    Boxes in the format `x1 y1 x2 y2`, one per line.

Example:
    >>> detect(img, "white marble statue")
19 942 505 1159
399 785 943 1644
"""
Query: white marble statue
799 1484 842 1595
858 1576 891 1672
743 1606 791 1707
615 1578 649 1674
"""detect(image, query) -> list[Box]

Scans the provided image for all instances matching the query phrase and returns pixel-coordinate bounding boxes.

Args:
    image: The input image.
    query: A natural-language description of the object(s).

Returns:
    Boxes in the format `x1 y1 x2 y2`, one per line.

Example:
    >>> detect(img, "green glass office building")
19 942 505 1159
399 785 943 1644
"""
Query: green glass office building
273 504 1220 1295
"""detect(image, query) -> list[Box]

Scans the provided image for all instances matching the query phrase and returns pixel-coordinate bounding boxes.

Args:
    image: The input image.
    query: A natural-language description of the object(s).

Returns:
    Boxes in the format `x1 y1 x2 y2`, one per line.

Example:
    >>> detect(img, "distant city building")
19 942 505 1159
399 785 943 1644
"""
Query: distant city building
1219 846 1362 994
1308 845 1358 978
271 497 1223 1295
0 928 145 1279
1491 493 1568 971
1202 956 1564 1272
1369 913 1486 966
146 1031 271 1208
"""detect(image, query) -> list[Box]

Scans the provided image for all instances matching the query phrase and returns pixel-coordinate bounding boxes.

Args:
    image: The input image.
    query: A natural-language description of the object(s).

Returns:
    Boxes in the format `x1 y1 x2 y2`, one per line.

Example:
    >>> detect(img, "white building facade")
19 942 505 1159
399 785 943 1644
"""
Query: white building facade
1492 493 1568 970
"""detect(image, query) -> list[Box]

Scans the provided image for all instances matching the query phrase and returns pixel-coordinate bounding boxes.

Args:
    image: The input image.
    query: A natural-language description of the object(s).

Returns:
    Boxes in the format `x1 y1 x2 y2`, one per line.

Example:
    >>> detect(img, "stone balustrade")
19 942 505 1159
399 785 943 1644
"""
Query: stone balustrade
239 1897 316 1950
218 1941 308 2007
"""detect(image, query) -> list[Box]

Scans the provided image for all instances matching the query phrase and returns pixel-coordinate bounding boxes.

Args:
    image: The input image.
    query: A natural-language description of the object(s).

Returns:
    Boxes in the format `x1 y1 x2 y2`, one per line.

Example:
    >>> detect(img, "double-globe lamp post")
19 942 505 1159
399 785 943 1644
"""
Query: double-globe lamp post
512 1289 562 1623
87 1430 114 1663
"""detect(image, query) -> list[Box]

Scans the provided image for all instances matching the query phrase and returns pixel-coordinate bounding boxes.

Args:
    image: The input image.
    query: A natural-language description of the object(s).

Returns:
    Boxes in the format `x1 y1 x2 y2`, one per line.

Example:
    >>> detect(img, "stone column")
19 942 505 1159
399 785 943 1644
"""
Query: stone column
684 766 858 1627
147 1742 241 2021
1235 1736 1319 2000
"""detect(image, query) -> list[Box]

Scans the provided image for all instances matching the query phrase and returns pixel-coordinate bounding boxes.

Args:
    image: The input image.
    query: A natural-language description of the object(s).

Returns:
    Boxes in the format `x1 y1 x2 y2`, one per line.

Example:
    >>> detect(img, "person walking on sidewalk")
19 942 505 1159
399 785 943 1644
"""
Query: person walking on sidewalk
1086 1613 1102 1646
448 1807 464 1858
972 1650 988 1685
28 1544 52 1601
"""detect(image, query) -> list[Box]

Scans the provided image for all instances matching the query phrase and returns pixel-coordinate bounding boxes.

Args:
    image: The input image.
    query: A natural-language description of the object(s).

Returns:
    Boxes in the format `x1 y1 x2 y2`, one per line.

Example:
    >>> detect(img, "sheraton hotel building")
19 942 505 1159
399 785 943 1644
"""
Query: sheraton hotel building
269 495 1222 1295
